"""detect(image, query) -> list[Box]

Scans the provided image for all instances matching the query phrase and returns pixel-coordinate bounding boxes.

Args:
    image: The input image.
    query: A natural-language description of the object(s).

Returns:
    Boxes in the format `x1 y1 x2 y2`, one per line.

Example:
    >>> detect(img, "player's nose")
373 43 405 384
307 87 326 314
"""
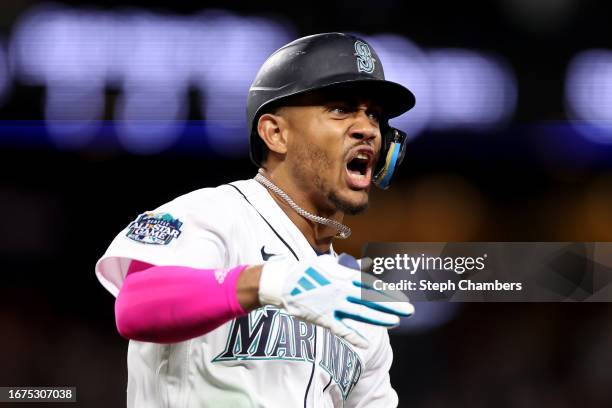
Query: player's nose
348 109 379 143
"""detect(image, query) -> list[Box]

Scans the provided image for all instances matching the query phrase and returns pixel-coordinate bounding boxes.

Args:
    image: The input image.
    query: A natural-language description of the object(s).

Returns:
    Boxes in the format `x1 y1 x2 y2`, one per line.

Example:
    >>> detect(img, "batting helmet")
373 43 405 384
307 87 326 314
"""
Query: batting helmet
247 32 416 189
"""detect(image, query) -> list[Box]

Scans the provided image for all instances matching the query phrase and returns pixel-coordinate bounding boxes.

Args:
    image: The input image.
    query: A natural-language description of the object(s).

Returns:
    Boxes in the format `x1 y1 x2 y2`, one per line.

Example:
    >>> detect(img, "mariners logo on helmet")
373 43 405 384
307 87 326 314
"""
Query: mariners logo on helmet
354 40 375 74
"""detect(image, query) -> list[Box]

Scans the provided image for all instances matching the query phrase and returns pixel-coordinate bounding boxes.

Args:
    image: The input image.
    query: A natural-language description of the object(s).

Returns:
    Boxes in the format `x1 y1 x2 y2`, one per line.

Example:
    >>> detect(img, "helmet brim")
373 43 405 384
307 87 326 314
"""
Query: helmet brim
254 75 415 120
301 75 416 118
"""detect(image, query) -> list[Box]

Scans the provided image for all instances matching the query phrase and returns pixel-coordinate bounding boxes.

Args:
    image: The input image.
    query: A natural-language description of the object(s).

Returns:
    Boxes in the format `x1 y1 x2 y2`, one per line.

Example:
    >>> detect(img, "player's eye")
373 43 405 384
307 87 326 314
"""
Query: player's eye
368 111 381 122
329 106 350 116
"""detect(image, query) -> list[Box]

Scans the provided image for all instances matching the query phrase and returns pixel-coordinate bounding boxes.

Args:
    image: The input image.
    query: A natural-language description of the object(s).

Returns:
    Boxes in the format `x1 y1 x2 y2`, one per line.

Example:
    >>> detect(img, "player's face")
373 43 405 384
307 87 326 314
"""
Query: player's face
282 91 383 215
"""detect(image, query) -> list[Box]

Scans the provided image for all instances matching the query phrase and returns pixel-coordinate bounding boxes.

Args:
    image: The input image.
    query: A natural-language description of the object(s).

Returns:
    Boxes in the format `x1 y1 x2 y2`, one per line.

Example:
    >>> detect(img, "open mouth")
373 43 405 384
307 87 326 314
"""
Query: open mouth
347 153 370 178
345 148 374 189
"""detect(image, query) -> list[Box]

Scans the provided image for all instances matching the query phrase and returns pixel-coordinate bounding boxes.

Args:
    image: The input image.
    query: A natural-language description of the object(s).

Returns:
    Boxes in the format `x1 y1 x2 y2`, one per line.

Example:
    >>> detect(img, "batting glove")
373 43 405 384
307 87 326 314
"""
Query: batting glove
258 253 414 348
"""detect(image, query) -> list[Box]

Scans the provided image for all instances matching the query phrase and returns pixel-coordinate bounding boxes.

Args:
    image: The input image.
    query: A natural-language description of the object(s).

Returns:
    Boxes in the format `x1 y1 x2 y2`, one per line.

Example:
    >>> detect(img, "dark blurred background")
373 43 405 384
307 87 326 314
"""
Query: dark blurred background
2 0 612 406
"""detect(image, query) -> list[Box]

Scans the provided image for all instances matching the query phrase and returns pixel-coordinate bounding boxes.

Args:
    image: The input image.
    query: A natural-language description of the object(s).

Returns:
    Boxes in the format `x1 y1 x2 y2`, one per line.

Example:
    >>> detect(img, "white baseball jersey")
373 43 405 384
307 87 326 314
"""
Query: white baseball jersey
95 178 398 408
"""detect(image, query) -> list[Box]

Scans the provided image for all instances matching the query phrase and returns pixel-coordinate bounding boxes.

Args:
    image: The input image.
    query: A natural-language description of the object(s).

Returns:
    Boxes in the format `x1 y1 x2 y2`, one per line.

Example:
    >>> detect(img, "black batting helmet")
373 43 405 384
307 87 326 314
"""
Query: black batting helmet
246 32 416 189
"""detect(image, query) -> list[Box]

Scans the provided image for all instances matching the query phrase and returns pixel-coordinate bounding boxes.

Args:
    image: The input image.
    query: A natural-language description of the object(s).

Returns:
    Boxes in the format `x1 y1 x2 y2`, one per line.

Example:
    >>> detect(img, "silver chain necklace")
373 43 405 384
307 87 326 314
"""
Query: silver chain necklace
254 169 351 239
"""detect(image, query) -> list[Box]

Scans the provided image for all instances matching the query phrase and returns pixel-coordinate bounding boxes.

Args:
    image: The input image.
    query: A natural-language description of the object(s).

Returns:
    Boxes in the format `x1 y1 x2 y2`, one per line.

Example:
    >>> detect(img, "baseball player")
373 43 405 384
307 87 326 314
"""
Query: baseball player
96 32 416 407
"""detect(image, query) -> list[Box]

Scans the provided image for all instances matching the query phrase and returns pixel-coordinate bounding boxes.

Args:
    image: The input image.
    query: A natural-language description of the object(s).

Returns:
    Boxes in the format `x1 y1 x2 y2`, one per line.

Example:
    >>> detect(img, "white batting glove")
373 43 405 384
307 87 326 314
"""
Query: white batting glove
258 254 414 349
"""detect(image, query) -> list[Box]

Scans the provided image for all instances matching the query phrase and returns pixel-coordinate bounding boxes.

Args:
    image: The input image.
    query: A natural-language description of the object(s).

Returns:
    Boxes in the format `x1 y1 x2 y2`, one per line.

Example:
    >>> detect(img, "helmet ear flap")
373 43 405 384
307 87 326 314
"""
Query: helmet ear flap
373 125 407 189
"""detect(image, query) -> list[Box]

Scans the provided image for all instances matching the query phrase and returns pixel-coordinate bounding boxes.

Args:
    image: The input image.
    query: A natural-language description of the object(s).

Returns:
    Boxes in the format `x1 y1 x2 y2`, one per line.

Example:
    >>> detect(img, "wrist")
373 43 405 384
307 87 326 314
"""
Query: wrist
258 259 291 307
236 265 263 312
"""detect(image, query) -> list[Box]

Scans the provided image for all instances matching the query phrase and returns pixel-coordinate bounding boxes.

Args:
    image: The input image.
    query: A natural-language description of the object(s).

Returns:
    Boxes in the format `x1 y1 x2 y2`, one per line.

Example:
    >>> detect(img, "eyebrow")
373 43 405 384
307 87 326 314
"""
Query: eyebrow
325 100 384 113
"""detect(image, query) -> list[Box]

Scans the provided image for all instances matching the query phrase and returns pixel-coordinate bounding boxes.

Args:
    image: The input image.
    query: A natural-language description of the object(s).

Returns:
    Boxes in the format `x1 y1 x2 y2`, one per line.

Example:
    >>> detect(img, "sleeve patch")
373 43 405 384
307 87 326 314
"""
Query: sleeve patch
126 212 183 245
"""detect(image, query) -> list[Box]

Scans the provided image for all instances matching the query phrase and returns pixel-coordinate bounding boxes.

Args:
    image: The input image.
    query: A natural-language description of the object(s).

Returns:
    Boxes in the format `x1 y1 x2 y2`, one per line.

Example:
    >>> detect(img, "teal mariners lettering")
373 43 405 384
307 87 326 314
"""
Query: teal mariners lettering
319 329 363 399
212 306 315 362
213 306 362 399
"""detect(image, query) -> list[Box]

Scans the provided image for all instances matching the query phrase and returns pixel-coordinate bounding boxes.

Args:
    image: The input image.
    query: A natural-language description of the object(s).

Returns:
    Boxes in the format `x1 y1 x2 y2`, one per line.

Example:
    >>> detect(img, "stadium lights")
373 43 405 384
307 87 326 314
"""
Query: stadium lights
565 49 612 144
8 5 517 154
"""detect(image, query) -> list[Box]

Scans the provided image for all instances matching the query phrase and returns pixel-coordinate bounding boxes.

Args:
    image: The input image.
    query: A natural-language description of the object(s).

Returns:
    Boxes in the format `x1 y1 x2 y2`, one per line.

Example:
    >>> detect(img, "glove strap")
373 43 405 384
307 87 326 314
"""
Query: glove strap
258 260 288 307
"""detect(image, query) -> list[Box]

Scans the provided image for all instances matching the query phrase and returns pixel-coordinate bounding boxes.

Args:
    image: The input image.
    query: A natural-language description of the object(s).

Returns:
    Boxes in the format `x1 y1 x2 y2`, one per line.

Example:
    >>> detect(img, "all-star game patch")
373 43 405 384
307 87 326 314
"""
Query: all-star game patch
126 212 183 245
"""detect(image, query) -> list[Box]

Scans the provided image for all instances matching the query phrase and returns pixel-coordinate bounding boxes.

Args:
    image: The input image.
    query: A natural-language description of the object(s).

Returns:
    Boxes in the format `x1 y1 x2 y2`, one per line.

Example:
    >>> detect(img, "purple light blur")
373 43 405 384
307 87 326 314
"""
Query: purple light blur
565 49 612 144
193 11 293 156
363 35 517 139
45 84 104 149
428 49 517 130
10 5 108 85
115 89 187 155
8 5 517 154
10 5 293 154
0 42 10 106
363 34 432 140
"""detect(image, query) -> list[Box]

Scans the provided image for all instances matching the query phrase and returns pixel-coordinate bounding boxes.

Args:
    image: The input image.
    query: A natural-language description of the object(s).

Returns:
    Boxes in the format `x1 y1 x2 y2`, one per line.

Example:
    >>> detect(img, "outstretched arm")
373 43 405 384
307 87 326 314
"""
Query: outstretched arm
115 255 413 348
115 261 262 343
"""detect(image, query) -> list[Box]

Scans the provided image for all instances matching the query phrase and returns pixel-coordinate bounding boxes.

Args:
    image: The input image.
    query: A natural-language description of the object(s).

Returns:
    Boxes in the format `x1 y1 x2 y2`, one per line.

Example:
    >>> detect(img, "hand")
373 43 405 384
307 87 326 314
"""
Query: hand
258 253 414 348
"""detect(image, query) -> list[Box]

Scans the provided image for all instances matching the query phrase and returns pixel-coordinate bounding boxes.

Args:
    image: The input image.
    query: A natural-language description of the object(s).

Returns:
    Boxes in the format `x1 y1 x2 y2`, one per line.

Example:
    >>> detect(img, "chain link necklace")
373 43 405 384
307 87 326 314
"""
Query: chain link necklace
254 169 351 239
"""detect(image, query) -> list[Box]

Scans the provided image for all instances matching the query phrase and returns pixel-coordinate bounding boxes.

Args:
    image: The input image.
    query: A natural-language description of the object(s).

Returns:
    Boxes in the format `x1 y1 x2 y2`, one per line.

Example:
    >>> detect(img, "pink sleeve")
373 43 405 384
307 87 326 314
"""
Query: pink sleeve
115 261 248 343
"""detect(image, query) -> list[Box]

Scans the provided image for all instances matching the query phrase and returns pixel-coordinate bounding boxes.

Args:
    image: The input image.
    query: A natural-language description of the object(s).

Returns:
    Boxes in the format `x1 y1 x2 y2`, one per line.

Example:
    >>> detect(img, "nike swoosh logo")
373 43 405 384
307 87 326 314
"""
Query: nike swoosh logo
261 246 277 261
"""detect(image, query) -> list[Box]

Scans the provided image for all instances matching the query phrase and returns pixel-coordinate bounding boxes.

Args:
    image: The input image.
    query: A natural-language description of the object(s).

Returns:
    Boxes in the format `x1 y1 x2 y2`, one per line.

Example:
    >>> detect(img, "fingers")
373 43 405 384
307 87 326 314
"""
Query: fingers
276 255 415 351
357 288 410 315
337 302 401 327
340 275 414 318
337 253 360 270
347 295 414 318
356 272 412 303
344 278 414 318
321 315 369 349
337 320 369 349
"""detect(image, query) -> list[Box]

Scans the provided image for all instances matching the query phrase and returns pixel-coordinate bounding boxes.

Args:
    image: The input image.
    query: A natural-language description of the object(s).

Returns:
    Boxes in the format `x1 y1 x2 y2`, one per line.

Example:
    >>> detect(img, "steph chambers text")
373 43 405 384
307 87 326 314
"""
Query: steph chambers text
373 279 523 292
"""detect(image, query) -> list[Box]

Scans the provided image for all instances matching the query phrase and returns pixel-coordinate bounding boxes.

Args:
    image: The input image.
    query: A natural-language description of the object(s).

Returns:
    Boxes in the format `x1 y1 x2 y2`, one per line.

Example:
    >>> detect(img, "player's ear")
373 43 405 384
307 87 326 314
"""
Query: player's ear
257 113 288 156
